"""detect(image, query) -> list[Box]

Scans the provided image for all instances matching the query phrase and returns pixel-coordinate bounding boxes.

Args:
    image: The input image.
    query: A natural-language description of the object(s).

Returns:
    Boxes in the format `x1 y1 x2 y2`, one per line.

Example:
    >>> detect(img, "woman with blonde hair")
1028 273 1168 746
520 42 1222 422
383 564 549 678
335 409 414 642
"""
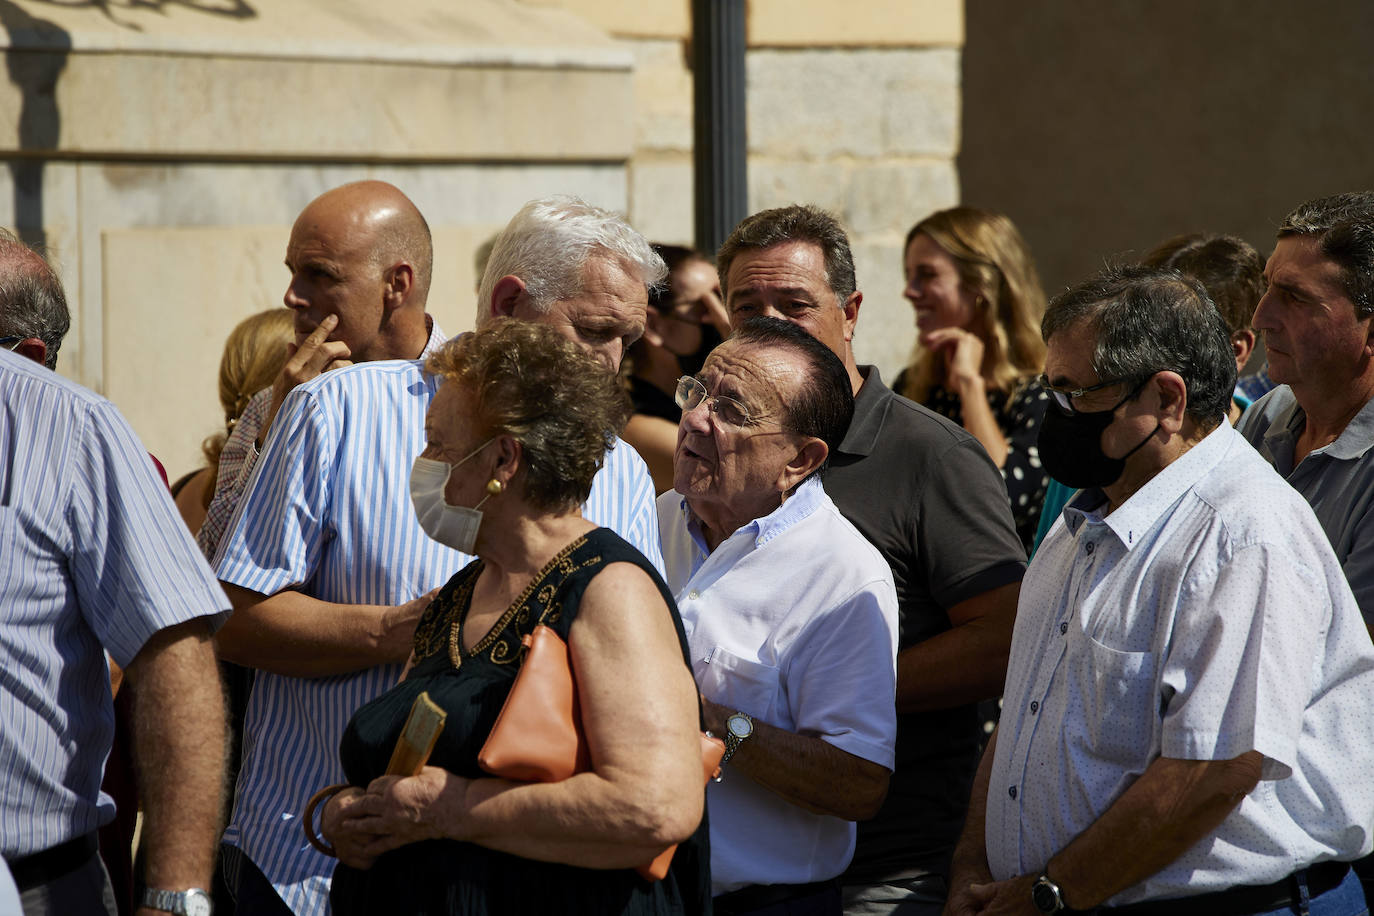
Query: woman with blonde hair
895 206 1050 551
172 308 293 534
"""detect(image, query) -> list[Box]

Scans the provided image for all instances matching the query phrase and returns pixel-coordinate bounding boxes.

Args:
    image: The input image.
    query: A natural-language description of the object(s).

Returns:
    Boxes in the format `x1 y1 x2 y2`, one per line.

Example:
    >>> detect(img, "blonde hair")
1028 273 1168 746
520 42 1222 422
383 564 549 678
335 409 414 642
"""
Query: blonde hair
200 309 294 499
900 206 1047 403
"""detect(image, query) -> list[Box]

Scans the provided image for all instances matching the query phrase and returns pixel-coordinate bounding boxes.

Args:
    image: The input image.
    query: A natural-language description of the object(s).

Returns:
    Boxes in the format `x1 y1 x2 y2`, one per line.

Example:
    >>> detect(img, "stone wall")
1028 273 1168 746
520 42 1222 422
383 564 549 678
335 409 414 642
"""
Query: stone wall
0 0 635 477
0 0 966 475
544 0 966 378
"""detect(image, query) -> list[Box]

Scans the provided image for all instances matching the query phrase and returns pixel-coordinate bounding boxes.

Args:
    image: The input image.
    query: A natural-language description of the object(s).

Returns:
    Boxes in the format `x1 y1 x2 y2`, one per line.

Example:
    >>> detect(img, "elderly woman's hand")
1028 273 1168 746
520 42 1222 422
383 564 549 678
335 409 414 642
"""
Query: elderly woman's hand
340 767 469 861
321 786 382 870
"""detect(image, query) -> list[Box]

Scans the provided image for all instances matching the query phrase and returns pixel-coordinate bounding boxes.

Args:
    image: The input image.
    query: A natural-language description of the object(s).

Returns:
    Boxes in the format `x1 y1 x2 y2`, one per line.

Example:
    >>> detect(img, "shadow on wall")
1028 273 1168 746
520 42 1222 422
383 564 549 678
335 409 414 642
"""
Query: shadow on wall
0 0 257 249
0 1 68 250
26 0 256 29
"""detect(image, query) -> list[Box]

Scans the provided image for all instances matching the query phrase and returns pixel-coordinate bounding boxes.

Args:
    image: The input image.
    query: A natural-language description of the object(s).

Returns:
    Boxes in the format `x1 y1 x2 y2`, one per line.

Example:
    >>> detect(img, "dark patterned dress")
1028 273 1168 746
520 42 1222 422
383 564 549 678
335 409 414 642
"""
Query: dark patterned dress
895 372 1051 555
331 527 711 916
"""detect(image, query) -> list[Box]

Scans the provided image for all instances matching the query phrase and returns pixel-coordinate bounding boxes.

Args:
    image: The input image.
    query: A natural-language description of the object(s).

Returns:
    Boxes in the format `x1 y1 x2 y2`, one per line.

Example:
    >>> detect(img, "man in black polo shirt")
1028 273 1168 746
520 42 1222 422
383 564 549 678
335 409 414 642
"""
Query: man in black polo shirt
717 205 1027 915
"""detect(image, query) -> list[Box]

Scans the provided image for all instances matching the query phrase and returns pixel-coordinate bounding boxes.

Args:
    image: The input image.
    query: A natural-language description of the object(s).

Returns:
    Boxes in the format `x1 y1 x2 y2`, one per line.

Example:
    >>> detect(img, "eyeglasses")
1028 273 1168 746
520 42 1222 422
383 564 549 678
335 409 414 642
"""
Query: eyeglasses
675 375 753 427
1038 373 1150 415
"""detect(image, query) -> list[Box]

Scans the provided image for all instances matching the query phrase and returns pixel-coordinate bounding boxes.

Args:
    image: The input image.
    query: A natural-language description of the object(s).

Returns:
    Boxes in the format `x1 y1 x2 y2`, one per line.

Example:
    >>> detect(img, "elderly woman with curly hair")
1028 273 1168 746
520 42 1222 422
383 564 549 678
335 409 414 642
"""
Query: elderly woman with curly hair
318 318 710 915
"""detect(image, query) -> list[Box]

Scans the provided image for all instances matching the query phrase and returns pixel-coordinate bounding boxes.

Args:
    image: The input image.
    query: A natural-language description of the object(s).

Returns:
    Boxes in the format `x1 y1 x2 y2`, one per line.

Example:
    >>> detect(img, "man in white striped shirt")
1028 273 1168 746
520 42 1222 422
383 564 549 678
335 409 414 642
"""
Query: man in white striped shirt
0 234 230 916
211 195 666 915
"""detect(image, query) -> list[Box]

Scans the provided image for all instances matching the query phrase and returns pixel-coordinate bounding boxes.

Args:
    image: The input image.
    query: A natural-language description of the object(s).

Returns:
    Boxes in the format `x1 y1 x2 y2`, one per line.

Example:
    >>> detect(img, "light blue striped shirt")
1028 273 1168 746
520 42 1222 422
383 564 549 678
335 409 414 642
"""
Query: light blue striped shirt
0 348 230 858
212 356 663 916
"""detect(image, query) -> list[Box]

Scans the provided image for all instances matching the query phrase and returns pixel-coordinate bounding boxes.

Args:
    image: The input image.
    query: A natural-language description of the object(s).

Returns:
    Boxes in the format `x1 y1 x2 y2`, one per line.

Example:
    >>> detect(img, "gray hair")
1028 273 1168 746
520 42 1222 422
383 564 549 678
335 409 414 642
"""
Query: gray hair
476 196 665 321
1043 264 1235 427
0 229 70 370
1278 191 1374 319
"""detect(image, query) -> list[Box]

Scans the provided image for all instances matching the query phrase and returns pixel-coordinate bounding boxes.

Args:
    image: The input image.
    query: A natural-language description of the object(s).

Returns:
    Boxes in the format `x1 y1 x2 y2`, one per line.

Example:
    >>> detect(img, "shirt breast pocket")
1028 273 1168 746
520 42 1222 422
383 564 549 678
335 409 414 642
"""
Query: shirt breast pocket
1077 635 1158 768
695 644 782 720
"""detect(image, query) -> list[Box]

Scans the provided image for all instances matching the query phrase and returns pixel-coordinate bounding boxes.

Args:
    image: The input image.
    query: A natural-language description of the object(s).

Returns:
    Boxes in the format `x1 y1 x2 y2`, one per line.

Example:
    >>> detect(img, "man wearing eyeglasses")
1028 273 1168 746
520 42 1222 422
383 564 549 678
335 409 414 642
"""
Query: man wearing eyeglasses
659 317 900 916
714 205 1026 916
945 265 1374 916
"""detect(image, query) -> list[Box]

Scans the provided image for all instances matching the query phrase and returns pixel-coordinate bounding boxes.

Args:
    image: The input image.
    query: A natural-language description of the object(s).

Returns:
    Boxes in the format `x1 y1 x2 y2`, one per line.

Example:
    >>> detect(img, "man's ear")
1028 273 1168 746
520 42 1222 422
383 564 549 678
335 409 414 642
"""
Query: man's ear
841 291 862 343
487 275 529 322
1231 328 1256 374
1152 370 1189 434
776 437 829 494
383 263 414 310
13 337 47 367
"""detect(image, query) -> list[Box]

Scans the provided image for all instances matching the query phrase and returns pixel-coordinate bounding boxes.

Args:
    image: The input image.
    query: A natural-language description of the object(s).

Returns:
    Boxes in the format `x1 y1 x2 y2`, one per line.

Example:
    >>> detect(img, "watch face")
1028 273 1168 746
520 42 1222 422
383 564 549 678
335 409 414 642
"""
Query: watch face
1031 880 1060 913
186 891 213 916
727 714 752 738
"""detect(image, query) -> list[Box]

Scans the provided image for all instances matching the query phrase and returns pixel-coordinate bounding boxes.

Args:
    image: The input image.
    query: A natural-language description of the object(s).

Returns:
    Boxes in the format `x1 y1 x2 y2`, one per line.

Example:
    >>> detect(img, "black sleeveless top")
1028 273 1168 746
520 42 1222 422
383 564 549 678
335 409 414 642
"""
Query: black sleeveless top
331 527 711 916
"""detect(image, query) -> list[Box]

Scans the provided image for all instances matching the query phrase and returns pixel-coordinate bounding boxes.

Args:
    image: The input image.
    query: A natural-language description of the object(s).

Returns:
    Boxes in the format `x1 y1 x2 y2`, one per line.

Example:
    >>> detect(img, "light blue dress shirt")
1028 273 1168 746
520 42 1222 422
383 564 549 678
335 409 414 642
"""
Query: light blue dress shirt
0 349 229 858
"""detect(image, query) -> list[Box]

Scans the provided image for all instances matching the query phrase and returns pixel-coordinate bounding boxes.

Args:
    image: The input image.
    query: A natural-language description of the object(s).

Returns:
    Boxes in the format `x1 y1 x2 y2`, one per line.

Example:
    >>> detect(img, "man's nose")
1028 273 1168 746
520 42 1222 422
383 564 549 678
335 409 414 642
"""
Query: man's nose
1251 290 1277 330
283 278 307 310
679 396 712 433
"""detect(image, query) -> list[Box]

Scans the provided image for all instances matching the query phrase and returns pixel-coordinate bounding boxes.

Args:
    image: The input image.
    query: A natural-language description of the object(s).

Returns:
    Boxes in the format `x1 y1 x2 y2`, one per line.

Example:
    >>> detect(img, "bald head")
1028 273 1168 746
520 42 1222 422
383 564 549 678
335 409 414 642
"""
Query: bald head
299 181 433 304
284 181 434 362
0 230 70 369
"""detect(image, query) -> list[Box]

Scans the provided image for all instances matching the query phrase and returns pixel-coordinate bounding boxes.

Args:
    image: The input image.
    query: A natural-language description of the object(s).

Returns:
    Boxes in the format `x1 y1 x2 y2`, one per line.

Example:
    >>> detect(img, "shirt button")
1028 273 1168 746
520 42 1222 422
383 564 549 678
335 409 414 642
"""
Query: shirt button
1030 700 1039 714
1008 786 1018 799
1060 621 1068 635
688 590 700 600
1085 542 1094 555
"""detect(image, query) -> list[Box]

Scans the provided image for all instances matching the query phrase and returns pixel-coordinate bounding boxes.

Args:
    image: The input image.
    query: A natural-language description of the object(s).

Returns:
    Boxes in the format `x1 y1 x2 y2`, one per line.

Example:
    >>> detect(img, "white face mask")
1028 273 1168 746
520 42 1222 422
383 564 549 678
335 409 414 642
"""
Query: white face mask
409 438 496 554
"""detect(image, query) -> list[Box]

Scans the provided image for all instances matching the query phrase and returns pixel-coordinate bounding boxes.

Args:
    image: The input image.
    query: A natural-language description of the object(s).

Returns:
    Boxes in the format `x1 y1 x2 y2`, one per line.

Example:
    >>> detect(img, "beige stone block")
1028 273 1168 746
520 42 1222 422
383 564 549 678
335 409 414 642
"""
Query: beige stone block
845 160 959 236
0 53 633 161
748 50 883 159
748 159 853 218
630 38 694 153
628 157 694 245
749 0 962 48
0 0 625 64
748 49 960 159
526 0 690 39
850 239 917 380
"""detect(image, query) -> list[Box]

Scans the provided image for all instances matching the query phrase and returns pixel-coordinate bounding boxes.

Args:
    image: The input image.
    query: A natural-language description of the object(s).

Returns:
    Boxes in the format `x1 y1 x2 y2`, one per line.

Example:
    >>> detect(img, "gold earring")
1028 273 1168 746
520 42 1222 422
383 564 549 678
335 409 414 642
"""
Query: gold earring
486 478 504 496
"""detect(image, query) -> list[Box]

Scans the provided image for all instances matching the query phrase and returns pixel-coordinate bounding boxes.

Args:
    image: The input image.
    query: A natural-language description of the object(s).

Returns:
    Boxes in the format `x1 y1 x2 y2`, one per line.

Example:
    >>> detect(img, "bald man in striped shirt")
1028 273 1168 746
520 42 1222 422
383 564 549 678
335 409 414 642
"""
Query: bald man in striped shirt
210 195 667 916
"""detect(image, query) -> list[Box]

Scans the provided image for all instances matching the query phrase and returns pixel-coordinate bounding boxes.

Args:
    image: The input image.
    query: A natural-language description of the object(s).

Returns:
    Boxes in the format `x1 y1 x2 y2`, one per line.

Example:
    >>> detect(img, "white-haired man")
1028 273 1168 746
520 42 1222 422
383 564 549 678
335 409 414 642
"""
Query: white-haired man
211 194 664 915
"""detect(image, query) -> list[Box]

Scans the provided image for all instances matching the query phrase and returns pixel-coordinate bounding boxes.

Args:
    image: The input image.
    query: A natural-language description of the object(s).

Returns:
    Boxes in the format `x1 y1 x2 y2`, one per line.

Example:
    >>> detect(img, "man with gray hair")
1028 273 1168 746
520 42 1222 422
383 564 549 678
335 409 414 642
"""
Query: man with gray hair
1238 191 1374 635
946 265 1374 916
0 236 70 369
211 194 664 915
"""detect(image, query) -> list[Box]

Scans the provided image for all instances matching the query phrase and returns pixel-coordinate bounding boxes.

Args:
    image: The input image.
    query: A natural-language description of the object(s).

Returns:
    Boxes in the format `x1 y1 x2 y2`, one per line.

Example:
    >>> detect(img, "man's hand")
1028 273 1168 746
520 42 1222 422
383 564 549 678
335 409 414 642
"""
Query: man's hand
379 588 441 661
261 314 353 441
946 875 1036 916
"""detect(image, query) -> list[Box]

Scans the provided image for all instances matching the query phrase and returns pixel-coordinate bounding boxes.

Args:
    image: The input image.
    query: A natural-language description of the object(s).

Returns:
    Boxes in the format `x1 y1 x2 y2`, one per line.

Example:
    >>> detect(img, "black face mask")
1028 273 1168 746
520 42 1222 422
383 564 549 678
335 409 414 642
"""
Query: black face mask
1037 380 1158 490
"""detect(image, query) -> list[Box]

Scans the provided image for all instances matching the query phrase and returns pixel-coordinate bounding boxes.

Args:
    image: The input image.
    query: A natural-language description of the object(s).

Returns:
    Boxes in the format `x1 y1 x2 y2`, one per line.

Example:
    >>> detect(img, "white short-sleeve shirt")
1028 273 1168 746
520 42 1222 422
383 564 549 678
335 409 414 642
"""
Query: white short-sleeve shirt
658 476 900 895
988 423 1374 905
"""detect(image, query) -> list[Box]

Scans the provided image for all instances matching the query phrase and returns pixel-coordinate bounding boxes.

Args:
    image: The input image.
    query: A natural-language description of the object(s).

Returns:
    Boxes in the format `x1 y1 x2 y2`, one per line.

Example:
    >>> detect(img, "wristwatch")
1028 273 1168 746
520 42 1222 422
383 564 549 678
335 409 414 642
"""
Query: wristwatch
140 888 213 916
1030 872 1067 913
720 711 754 766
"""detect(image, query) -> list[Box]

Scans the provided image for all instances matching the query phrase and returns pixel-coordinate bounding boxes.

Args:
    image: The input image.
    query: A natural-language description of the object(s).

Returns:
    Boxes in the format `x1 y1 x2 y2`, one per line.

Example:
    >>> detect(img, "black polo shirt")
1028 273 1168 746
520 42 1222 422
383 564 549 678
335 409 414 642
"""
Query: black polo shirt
826 367 1026 882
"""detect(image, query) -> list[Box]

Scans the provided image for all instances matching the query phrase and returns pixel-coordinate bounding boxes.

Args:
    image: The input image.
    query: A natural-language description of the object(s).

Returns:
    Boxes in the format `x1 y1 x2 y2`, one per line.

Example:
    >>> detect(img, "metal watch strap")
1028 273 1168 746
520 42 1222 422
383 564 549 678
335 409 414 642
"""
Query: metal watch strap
140 887 212 916
720 711 753 766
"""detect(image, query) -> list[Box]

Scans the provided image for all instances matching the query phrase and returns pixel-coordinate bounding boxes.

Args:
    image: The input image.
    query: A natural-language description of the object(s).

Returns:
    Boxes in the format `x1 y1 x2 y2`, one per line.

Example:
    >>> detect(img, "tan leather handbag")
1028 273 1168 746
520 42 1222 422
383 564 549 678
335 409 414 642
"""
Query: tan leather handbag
478 624 724 881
